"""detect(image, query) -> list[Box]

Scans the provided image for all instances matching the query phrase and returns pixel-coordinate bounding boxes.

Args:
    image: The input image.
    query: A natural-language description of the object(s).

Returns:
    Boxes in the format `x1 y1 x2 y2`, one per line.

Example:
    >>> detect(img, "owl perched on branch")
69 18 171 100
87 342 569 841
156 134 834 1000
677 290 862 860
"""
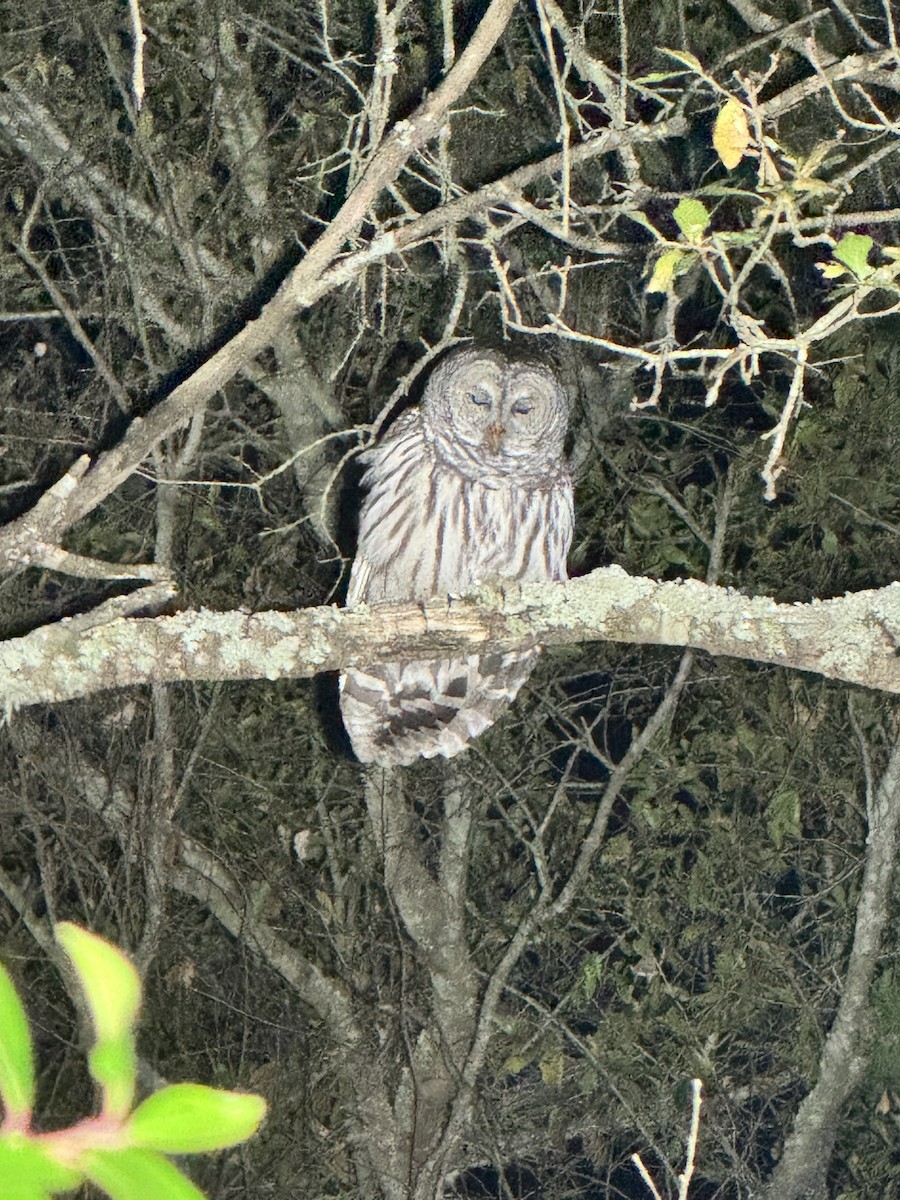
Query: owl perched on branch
340 346 574 768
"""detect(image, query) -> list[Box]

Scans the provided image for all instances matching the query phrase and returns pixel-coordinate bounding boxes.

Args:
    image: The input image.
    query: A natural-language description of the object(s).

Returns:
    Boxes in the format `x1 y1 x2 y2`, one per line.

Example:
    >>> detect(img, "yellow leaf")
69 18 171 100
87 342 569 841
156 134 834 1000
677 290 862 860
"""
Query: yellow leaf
539 1052 565 1087
502 1055 530 1076
713 99 750 170
658 47 704 73
647 248 689 294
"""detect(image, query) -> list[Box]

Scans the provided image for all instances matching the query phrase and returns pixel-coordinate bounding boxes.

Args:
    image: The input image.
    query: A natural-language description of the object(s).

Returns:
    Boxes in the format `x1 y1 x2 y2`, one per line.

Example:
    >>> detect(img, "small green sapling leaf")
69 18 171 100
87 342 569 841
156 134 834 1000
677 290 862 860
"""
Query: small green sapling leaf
0 963 36 1126
55 925 141 1042
647 248 692 293
87 1037 138 1119
0 1132 83 1197
56 924 140 1118
83 1146 207 1200
127 1084 267 1154
657 47 704 73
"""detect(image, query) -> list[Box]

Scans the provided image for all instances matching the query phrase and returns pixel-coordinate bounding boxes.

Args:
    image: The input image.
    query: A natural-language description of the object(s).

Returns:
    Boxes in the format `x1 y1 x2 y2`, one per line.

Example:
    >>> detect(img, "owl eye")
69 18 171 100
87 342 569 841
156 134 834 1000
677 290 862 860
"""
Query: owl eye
466 390 491 407
511 400 533 416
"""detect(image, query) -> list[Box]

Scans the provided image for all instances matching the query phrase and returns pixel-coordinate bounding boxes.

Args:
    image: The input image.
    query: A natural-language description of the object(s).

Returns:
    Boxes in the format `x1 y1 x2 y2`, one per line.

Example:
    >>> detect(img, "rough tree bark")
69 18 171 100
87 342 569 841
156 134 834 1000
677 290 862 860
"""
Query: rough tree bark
2 570 900 710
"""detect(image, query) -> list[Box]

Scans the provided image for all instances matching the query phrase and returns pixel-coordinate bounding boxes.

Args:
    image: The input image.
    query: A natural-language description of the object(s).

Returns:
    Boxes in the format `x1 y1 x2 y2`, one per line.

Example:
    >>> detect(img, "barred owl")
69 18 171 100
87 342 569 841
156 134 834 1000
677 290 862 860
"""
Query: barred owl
340 346 573 767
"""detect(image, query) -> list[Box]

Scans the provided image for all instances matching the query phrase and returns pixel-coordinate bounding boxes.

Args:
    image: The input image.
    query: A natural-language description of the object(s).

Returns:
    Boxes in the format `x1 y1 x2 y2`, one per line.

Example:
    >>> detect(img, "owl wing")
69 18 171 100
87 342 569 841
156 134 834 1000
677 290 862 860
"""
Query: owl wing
546 474 574 583
345 409 438 605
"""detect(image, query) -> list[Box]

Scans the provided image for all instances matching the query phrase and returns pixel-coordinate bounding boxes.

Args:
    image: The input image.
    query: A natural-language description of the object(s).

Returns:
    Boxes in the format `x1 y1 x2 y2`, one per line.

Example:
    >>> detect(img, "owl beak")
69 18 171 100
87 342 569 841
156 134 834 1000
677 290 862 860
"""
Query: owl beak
484 423 506 455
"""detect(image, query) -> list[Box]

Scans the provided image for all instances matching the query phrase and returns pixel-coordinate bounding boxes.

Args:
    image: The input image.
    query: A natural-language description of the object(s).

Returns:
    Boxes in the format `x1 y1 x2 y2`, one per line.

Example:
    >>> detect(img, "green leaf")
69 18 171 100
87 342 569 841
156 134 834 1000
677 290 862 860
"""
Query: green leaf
577 952 605 1000
625 210 666 240
56 925 141 1118
0 963 35 1124
766 788 802 850
694 183 761 200
539 1052 565 1087
55 925 141 1043
656 47 704 73
127 1084 267 1153
713 98 750 170
633 70 692 83
82 1147 207 1200
647 248 689 294
673 198 711 243
502 1054 530 1076
0 1132 83 1198
833 233 874 279
87 1036 138 1118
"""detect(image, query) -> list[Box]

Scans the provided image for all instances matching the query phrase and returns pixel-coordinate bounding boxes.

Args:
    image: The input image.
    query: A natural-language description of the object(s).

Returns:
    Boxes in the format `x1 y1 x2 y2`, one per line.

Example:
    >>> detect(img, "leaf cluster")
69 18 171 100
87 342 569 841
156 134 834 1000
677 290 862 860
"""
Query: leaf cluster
0 925 265 1200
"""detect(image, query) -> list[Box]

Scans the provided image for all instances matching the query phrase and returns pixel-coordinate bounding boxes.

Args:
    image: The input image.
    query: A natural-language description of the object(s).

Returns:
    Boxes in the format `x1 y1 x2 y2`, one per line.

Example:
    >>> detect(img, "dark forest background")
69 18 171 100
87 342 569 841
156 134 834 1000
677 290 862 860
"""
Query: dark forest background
2 1 900 1197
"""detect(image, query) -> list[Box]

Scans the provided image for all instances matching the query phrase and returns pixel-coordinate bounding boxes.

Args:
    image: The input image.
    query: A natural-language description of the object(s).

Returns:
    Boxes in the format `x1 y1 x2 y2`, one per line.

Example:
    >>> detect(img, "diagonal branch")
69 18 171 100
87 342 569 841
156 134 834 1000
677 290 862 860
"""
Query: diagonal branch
0 0 519 572
0 108 688 579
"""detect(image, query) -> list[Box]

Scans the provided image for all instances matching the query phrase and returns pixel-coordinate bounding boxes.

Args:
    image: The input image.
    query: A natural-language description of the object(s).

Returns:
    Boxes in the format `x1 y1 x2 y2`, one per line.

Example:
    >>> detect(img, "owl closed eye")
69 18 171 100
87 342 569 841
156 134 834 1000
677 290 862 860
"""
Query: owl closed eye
426 352 569 472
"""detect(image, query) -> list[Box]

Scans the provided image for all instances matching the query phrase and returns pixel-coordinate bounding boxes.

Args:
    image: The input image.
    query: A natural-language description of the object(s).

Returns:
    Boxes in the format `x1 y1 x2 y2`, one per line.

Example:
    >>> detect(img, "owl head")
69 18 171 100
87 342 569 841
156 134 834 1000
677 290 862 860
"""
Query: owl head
421 347 569 478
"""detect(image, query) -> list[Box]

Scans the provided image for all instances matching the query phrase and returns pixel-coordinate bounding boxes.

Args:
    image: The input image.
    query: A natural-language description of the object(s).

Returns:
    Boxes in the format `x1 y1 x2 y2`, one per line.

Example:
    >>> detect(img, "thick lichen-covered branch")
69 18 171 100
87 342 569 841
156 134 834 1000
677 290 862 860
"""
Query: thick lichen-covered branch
2 567 899 711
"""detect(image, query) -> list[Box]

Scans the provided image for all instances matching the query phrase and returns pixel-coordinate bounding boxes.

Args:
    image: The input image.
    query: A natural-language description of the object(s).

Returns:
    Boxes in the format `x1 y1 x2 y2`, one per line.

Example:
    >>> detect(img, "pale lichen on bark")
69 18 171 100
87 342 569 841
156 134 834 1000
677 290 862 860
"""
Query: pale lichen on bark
2 568 899 711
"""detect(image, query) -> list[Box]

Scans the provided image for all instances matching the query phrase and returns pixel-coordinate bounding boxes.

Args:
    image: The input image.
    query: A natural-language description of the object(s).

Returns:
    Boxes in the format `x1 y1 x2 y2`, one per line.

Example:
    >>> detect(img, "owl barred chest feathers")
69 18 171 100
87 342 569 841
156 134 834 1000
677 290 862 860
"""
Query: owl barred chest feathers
347 414 571 603
340 347 574 767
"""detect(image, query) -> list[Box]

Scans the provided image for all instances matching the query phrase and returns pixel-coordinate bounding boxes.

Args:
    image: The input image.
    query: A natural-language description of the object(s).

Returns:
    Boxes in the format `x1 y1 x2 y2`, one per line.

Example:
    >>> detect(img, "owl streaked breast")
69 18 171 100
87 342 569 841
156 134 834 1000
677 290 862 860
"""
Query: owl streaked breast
340 346 574 767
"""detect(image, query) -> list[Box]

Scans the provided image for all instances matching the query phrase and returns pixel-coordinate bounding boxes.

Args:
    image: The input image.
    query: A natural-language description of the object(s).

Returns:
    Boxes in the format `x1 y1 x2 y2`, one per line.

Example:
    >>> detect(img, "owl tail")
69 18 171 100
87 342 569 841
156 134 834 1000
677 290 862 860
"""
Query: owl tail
339 650 538 768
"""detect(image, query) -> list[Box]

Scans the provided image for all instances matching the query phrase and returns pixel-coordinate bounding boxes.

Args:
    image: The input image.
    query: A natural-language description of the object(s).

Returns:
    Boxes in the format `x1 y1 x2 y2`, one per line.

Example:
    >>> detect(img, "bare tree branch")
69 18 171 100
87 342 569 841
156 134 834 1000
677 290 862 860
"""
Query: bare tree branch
762 729 900 1200
0 0 520 572
0 102 690 581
